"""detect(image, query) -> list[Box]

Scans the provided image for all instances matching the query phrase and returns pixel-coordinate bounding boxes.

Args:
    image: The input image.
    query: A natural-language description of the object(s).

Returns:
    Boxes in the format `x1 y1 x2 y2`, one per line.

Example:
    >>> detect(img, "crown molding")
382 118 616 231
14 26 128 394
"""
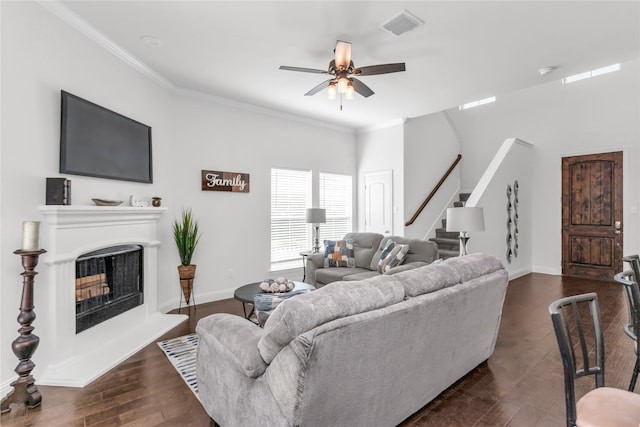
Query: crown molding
36 1 355 134
37 0 175 91
175 87 355 134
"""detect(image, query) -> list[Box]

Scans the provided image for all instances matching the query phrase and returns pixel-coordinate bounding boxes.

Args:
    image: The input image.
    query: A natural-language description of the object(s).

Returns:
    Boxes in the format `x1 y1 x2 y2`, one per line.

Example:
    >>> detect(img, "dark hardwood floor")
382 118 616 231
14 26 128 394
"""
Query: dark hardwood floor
2 273 638 426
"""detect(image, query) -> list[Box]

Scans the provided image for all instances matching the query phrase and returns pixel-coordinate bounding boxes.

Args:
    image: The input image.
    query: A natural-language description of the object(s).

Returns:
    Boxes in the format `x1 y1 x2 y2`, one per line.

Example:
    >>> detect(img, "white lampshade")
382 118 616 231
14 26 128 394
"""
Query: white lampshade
446 207 485 232
306 208 326 224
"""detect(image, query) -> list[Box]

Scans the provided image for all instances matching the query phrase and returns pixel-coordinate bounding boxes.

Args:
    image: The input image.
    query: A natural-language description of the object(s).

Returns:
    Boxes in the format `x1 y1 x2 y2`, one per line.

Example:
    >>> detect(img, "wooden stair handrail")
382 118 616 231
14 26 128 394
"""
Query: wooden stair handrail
405 154 462 226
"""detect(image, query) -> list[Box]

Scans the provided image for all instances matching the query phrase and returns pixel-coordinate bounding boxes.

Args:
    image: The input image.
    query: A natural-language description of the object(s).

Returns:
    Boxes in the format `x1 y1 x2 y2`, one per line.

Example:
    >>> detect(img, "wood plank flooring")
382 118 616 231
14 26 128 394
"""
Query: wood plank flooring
2 273 638 426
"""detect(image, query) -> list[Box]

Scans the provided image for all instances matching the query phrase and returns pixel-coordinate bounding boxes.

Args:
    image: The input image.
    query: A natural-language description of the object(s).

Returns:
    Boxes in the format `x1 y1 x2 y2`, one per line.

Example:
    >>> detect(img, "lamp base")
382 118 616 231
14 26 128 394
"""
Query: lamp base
312 226 321 253
458 233 470 256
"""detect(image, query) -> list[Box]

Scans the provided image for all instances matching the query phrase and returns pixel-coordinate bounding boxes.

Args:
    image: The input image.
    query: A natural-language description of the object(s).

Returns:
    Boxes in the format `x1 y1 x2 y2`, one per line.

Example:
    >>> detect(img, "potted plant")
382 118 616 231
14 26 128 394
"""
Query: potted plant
173 208 201 305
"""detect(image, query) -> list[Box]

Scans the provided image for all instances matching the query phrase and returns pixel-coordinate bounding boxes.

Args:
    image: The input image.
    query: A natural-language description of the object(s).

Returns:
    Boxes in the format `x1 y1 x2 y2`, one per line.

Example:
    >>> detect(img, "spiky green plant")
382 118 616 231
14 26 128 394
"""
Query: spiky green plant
173 208 201 266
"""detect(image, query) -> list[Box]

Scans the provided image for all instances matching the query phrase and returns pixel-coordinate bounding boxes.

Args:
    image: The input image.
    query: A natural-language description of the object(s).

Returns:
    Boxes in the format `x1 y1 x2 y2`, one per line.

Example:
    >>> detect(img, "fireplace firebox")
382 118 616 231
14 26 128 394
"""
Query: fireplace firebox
75 245 144 333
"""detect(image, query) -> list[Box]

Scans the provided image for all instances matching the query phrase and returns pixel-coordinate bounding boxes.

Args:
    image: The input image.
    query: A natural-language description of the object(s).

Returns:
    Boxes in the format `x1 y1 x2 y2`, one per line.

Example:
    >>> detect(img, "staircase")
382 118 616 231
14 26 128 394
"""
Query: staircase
429 193 470 259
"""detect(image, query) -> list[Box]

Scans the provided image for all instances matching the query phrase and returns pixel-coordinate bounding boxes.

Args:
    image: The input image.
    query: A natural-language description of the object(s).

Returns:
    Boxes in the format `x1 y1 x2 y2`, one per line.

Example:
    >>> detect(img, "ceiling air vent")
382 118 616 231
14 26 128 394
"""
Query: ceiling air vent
379 9 424 37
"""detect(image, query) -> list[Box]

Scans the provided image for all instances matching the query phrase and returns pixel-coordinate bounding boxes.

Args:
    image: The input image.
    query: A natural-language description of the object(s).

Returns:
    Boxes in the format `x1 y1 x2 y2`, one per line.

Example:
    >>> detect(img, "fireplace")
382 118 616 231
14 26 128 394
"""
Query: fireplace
38 205 187 387
75 245 144 333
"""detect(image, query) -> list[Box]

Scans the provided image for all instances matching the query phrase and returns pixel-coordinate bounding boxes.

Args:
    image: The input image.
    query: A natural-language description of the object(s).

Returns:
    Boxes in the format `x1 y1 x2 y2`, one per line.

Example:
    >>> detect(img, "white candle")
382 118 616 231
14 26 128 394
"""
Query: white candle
21 221 40 251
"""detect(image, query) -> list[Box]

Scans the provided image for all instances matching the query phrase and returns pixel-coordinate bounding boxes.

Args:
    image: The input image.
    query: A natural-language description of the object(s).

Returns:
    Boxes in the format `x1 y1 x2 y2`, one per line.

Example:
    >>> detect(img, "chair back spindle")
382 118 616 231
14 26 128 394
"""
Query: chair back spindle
549 293 604 427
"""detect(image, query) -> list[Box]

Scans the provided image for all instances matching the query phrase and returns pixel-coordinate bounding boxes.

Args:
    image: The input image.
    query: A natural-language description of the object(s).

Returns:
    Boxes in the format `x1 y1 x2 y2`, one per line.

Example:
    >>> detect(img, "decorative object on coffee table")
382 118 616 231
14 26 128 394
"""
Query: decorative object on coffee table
1 222 46 413
306 208 326 253
173 208 201 313
259 276 295 293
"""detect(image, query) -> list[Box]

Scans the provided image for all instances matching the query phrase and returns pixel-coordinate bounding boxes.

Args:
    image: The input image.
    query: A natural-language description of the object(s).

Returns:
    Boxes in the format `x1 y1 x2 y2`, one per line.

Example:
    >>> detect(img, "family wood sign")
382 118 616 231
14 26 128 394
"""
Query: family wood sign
201 170 250 193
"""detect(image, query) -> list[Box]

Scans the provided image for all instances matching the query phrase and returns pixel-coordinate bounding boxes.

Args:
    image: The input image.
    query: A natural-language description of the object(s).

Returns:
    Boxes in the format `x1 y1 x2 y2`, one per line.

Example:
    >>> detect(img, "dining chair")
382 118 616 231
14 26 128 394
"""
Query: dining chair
614 255 640 392
549 292 640 427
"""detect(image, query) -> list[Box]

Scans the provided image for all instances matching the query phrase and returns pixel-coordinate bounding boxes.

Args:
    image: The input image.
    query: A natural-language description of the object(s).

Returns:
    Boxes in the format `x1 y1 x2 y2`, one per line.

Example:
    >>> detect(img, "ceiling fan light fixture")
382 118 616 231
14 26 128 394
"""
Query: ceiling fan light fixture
346 83 355 100
337 77 349 94
327 83 337 99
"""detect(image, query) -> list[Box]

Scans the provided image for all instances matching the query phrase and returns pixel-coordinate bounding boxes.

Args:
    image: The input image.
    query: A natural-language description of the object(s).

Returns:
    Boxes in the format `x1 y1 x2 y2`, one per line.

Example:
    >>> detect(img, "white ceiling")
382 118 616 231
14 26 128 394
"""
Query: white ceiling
57 1 640 130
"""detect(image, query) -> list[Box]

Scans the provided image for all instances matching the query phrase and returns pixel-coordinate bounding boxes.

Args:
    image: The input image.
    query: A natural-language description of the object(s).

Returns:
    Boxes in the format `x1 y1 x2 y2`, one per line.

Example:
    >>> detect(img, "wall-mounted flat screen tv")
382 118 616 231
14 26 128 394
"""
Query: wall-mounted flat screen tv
60 90 153 183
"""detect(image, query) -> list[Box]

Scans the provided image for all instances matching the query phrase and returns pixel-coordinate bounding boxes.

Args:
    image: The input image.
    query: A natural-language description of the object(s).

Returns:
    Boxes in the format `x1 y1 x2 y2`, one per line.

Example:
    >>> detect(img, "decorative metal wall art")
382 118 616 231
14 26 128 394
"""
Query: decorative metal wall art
505 180 520 264
506 184 513 263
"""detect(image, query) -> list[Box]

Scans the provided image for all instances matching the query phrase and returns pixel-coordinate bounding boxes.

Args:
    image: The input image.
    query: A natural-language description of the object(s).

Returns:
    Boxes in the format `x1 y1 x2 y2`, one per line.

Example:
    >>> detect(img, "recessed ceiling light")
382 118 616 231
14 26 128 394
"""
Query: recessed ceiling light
140 36 162 47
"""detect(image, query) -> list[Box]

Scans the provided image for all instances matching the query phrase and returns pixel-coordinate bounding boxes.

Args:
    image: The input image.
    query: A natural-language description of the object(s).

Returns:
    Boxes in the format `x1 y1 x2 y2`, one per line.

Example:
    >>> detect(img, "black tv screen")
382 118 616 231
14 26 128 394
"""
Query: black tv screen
60 90 153 183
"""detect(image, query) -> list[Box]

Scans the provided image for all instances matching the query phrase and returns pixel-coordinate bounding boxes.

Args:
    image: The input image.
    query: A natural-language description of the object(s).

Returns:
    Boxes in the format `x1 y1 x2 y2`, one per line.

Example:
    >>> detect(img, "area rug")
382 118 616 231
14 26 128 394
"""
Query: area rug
157 333 199 399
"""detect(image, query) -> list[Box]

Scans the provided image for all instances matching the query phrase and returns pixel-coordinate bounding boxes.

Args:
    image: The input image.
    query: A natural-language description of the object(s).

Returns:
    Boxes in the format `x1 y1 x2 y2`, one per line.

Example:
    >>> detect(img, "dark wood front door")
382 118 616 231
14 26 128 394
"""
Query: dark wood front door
562 151 623 281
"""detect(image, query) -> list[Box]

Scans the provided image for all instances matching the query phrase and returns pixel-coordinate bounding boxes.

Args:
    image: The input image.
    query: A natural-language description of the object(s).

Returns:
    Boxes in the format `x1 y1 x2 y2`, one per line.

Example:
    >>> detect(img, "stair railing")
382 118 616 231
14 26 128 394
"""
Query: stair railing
405 154 462 227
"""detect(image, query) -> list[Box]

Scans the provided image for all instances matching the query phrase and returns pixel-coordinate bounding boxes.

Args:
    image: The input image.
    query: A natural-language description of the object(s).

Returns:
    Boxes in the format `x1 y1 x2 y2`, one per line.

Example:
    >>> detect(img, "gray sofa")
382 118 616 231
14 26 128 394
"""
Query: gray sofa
306 232 439 287
196 253 508 427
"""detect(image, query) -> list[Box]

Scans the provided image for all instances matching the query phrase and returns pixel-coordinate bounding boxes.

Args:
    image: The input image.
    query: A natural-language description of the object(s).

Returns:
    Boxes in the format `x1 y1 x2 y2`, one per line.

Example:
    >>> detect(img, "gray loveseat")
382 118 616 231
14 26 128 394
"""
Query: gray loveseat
306 232 439 287
196 253 508 427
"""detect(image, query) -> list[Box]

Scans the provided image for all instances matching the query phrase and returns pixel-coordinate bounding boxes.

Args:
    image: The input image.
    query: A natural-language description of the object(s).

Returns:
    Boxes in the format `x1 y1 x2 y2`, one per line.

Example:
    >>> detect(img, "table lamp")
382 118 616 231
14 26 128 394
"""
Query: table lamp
446 207 485 256
306 208 326 253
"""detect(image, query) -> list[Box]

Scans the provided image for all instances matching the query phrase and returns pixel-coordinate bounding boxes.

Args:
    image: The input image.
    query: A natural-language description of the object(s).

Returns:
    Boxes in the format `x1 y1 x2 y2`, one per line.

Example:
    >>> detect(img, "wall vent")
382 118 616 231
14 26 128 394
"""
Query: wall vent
379 9 424 37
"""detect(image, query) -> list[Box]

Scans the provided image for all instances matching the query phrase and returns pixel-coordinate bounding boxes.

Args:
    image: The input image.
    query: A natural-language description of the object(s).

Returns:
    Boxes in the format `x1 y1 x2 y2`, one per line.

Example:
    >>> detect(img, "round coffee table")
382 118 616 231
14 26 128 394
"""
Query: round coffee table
234 281 315 319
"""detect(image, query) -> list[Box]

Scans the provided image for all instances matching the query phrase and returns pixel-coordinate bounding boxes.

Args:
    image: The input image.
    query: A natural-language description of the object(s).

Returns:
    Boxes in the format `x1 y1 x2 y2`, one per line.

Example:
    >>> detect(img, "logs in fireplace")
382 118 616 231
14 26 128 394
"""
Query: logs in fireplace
75 245 144 333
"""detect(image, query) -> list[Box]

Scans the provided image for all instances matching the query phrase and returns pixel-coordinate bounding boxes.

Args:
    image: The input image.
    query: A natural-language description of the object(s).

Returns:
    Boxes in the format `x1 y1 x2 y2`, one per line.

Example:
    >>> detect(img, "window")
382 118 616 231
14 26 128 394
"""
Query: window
320 172 353 241
270 168 311 271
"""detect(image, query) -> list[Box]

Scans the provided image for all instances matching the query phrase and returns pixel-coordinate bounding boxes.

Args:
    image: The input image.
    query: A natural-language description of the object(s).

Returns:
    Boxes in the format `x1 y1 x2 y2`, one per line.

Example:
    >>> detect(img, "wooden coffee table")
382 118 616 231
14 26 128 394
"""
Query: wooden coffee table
234 281 315 319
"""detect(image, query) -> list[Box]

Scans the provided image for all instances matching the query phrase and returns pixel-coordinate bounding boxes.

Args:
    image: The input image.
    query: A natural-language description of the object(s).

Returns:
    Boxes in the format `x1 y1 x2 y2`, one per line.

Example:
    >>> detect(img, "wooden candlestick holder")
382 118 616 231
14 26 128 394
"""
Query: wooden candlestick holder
1 249 46 414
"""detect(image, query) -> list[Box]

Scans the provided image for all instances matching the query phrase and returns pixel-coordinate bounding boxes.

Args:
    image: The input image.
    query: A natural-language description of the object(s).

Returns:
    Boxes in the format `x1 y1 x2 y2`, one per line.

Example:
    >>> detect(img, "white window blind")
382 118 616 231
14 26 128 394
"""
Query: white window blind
320 172 353 241
271 168 312 271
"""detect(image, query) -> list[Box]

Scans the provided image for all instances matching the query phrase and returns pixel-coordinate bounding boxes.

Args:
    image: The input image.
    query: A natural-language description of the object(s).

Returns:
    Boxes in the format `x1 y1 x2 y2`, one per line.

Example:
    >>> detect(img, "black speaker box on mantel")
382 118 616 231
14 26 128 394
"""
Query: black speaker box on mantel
46 178 71 205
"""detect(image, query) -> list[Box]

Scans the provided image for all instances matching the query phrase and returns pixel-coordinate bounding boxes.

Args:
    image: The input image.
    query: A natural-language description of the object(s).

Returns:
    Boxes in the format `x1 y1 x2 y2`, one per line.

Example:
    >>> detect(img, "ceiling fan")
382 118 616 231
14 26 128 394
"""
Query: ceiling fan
279 40 406 100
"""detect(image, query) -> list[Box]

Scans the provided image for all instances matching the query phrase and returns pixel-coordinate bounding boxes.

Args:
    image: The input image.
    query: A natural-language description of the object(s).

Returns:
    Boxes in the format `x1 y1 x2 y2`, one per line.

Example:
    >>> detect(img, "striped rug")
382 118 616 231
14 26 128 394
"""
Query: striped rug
157 333 199 399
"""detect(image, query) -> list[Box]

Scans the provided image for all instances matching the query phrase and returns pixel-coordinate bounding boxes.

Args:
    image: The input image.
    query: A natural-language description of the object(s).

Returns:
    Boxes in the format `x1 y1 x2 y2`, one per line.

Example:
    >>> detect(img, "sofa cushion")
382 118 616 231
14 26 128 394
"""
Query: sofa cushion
343 270 381 281
442 253 505 283
377 239 410 273
254 290 313 327
315 267 371 285
343 232 384 269
257 278 405 364
393 262 462 297
324 239 355 268
370 236 438 270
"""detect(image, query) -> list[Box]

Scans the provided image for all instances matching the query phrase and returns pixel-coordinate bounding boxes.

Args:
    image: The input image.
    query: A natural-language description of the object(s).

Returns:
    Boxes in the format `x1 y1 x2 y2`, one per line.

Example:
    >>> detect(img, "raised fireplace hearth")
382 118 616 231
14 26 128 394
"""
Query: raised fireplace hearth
37 205 187 387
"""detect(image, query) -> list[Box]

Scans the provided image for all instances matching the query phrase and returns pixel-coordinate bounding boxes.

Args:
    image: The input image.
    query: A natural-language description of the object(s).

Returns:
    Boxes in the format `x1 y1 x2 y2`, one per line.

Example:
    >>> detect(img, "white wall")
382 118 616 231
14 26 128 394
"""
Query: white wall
162 95 356 307
1 2 356 390
465 139 534 278
403 112 461 239
356 122 404 235
447 58 640 274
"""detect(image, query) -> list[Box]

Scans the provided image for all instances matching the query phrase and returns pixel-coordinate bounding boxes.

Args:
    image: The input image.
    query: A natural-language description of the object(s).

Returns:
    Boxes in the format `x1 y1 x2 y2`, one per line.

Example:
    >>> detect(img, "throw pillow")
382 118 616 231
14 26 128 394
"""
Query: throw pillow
323 239 355 268
377 239 410 273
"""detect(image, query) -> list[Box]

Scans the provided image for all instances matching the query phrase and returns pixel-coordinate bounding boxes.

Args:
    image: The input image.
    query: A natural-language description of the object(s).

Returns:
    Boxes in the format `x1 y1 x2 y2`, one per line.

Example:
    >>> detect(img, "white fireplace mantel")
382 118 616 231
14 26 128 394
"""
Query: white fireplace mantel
36 205 187 387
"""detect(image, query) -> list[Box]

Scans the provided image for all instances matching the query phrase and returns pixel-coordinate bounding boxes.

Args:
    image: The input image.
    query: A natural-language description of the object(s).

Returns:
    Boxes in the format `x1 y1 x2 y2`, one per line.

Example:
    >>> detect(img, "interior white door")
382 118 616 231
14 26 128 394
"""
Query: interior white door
364 170 393 235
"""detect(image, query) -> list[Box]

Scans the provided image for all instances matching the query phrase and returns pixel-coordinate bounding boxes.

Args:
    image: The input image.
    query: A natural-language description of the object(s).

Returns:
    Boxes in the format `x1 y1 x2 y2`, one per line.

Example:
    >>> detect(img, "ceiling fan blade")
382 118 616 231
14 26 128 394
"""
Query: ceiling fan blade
353 63 406 76
334 40 352 71
350 78 375 98
279 66 329 74
304 79 333 96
